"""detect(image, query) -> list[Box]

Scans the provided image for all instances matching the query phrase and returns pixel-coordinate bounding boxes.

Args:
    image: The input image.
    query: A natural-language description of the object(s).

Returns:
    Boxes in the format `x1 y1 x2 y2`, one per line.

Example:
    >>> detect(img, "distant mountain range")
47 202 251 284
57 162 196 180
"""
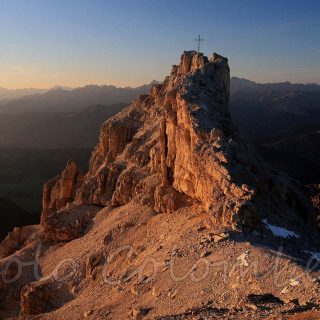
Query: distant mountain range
1 78 318 114
0 82 157 114
0 87 49 103
230 77 320 94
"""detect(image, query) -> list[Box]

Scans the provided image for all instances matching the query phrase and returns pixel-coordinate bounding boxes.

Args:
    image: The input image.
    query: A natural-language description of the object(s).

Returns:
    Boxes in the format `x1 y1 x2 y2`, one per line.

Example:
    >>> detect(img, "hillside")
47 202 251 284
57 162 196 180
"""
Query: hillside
0 147 92 213
230 89 320 140
0 103 126 217
256 122 320 184
0 51 319 320
0 103 126 148
230 80 320 183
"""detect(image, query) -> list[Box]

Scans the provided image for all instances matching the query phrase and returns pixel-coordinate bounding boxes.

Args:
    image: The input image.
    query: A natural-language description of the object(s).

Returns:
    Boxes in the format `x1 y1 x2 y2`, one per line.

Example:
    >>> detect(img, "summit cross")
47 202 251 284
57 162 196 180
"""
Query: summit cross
194 34 204 52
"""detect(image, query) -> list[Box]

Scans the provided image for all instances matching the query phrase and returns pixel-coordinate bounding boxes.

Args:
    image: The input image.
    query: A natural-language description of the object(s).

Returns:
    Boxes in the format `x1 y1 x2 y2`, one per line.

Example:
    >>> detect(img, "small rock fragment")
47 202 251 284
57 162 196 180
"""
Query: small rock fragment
131 285 138 296
84 310 93 317
213 232 230 243
289 278 300 287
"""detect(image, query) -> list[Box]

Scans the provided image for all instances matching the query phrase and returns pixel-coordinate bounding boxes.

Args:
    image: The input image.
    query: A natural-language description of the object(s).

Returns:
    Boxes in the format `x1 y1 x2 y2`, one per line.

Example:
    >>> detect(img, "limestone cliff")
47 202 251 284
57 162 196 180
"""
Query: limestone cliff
42 51 312 233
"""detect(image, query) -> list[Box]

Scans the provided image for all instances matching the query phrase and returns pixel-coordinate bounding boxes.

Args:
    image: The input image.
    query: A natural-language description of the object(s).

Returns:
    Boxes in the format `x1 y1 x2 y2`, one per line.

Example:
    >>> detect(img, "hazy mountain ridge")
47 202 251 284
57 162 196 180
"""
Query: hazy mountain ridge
230 76 320 94
0 87 49 103
0 82 156 114
1 77 318 111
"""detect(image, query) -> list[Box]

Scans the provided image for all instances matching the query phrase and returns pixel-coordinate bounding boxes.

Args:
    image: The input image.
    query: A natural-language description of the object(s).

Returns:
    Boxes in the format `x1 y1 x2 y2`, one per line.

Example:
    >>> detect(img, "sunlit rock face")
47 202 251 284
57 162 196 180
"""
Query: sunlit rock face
42 160 83 214
42 51 312 232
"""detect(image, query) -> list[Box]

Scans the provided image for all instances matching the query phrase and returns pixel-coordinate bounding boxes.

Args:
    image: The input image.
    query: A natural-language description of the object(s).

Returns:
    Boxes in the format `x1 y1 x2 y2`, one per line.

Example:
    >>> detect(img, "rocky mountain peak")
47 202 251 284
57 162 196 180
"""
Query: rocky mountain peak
41 51 312 235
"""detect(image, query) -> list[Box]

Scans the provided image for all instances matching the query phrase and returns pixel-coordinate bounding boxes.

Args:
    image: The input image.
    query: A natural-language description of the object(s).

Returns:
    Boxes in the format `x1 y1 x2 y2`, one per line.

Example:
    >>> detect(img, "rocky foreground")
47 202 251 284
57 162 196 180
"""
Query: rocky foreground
0 51 320 319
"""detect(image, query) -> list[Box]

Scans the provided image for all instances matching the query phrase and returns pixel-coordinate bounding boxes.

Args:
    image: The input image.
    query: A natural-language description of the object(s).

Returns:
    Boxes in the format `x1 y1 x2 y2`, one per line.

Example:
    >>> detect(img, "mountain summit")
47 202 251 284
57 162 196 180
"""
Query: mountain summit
1 51 319 319
43 50 314 233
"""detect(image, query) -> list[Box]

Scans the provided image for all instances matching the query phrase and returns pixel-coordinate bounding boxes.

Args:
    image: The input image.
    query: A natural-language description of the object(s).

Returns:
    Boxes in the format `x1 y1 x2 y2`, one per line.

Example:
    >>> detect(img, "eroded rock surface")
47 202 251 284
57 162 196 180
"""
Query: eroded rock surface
20 278 74 316
41 204 100 242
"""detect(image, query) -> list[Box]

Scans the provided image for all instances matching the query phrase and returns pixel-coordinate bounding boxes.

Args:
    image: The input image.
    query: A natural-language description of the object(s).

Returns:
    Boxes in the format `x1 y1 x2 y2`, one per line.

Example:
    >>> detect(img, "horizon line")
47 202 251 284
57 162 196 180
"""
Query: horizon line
1 77 320 91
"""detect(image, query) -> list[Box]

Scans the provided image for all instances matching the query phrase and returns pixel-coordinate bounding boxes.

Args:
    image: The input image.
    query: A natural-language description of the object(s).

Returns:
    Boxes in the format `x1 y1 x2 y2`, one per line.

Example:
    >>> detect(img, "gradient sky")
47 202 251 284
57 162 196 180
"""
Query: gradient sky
0 0 320 89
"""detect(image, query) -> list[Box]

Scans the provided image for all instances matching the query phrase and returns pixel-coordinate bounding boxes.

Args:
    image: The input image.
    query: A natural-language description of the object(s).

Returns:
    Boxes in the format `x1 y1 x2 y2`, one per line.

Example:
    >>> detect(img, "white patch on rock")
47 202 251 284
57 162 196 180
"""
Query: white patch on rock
262 219 300 239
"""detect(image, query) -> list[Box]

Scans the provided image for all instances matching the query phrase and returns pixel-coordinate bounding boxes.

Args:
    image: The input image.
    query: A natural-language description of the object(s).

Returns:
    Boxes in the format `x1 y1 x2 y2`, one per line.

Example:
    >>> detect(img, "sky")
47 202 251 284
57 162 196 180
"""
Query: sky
0 0 320 89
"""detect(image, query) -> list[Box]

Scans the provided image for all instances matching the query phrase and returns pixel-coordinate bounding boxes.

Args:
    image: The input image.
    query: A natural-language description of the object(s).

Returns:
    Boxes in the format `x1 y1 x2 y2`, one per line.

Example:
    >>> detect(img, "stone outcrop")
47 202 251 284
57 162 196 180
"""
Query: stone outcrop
20 278 74 316
20 280 54 315
41 51 312 232
42 160 83 215
0 225 37 259
41 204 100 242
40 160 95 241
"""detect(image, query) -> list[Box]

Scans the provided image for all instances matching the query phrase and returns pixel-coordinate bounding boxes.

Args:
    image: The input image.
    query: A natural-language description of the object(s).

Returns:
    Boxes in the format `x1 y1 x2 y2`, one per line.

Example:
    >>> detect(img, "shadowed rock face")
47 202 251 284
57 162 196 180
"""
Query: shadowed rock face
42 51 313 233
308 184 320 231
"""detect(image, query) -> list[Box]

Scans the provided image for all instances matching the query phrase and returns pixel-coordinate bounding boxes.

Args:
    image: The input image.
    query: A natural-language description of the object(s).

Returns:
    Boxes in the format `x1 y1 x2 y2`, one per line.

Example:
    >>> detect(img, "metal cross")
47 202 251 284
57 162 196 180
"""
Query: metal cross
194 35 204 52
